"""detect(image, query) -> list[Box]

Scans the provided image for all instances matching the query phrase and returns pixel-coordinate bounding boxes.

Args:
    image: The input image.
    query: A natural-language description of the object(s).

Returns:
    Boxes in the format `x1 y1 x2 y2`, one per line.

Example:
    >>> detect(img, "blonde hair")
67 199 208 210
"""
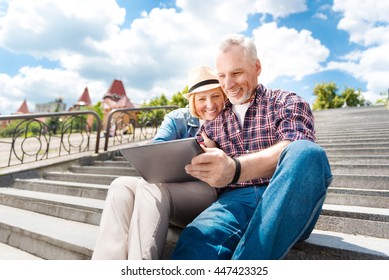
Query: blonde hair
189 87 227 119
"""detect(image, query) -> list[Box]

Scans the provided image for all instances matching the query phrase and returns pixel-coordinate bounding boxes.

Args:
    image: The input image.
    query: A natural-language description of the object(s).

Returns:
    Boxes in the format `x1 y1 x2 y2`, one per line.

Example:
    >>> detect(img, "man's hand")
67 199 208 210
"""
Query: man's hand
185 147 235 187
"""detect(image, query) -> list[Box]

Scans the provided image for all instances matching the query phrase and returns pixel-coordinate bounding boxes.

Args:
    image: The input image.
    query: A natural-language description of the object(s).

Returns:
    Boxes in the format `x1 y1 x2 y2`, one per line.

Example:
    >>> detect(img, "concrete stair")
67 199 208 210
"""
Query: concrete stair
0 105 389 259
0 153 132 260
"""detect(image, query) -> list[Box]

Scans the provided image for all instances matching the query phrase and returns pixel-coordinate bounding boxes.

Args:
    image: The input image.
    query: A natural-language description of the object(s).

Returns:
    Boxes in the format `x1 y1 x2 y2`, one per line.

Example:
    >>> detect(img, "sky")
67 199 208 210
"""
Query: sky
0 0 388 115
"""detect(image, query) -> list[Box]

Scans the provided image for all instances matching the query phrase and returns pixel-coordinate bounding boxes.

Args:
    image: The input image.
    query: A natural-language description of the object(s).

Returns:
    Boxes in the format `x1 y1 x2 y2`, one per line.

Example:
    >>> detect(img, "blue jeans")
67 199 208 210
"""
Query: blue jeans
171 140 333 259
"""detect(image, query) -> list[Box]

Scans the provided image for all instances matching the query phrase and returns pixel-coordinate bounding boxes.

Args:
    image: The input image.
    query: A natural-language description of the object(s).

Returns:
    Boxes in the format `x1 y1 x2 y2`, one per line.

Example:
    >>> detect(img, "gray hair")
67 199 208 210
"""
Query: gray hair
218 34 258 62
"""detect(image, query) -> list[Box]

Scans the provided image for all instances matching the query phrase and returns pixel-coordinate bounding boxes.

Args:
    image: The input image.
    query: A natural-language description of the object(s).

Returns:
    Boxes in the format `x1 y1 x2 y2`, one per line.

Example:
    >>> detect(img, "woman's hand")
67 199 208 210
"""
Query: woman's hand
201 132 218 148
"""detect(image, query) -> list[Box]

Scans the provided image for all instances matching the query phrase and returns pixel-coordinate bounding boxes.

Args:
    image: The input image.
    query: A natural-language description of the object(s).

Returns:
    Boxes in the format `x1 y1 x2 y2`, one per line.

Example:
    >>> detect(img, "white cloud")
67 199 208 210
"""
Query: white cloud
333 0 389 46
252 22 329 84
0 0 125 58
0 0 330 114
0 0 260 114
313 13 327 20
328 0 389 102
0 0 7 17
254 0 307 18
0 66 107 113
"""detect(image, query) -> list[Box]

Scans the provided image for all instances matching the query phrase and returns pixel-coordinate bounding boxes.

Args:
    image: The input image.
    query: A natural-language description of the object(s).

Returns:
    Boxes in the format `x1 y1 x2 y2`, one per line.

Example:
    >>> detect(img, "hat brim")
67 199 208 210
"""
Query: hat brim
183 84 221 99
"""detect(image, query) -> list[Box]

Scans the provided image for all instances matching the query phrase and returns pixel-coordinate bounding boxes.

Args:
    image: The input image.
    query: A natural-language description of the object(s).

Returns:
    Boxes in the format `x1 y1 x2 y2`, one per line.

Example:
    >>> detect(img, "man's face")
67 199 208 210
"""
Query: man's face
216 45 260 105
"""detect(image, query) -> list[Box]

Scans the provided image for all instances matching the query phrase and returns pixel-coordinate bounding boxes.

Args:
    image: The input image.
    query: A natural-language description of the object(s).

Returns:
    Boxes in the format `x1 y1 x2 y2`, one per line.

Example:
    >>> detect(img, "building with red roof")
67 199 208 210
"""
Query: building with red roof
0 99 30 128
15 99 30 114
74 87 92 108
102 79 134 110
102 79 135 130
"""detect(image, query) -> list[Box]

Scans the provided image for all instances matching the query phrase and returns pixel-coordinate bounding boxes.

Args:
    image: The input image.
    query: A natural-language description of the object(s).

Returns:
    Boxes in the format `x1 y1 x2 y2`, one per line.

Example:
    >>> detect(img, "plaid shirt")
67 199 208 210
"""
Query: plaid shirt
199 84 315 188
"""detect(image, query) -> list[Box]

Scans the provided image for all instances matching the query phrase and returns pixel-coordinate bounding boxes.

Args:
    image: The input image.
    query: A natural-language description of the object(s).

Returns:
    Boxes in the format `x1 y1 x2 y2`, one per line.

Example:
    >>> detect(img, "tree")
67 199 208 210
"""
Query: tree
170 86 189 108
312 82 338 110
145 94 169 107
340 87 365 107
375 90 389 105
312 82 365 110
139 87 189 127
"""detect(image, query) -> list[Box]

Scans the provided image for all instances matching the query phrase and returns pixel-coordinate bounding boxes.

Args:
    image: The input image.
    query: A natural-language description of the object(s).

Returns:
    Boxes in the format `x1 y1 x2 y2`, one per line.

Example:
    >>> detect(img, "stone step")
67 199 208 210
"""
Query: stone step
316 136 389 146
330 163 389 175
288 230 389 260
69 165 139 176
317 121 389 126
320 142 389 149
325 147 389 156
43 171 122 185
317 137 389 145
317 204 389 239
0 204 97 259
327 155 389 164
316 130 389 138
316 127 389 134
113 156 125 161
331 174 389 190
0 188 104 225
326 187 389 208
0 243 43 260
92 160 132 167
13 178 108 200
164 226 389 260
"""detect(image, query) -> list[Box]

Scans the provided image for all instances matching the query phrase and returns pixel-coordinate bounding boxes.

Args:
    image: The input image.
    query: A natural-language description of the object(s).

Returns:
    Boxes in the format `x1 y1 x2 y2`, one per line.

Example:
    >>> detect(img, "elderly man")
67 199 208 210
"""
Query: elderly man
171 34 332 260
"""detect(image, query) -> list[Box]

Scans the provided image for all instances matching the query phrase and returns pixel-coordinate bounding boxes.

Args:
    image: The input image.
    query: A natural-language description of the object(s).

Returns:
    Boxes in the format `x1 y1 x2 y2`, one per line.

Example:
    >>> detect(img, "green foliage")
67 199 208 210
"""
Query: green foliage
140 94 169 125
170 86 189 108
139 87 189 126
312 82 338 110
375 91 389 105
341 87 365 107
87 101 104 120
141 87 189 108
45 117 61 134
312 82 365 110
0 119 45 138
85 101 104 131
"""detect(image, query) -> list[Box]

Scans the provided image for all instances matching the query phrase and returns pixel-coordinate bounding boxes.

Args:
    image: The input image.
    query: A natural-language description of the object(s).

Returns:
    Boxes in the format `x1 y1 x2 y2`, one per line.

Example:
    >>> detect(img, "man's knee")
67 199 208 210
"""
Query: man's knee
278 140 332 186
281 140 328 166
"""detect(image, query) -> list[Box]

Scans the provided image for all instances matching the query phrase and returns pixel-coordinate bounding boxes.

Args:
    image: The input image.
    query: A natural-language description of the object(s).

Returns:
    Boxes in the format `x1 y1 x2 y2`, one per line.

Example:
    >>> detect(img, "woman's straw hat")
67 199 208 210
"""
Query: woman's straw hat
183 66 220 99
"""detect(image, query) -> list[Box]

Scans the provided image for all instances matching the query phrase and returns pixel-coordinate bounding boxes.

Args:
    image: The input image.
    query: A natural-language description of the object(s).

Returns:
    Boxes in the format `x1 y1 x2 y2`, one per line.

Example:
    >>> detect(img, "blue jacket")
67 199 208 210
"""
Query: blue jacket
152 107 200 143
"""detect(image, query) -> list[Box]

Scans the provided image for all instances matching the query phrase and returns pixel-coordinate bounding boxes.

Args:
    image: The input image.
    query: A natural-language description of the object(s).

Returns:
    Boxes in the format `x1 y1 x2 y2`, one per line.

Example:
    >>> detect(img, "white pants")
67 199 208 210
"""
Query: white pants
91 176 217 260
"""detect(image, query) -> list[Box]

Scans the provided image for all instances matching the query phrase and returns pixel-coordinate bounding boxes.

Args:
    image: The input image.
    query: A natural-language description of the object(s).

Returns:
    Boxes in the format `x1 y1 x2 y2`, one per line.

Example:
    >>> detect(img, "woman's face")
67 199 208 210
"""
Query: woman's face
193 88 225 121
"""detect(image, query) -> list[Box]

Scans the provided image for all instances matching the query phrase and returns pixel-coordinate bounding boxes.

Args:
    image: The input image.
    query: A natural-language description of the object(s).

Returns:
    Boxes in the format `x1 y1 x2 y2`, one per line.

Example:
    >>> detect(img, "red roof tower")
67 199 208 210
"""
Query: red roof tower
75 87 92 106
16 99 30 114
102 79 134 109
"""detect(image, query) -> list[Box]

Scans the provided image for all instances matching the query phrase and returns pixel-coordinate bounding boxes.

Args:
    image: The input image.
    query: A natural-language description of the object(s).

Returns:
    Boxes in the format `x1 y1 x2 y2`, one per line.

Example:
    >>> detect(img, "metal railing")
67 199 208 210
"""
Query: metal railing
0 106 178 169
0 111 101 168
103 106 178 151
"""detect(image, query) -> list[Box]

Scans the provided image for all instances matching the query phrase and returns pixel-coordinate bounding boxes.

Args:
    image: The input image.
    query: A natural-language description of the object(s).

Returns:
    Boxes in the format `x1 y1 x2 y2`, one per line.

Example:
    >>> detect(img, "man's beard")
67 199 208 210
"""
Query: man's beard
230 90 253 105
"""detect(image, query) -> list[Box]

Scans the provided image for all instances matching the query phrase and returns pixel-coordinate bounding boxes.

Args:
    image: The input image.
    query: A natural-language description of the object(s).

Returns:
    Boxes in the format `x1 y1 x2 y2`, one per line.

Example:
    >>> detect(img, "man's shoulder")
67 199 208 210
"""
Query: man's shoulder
261 86 308 105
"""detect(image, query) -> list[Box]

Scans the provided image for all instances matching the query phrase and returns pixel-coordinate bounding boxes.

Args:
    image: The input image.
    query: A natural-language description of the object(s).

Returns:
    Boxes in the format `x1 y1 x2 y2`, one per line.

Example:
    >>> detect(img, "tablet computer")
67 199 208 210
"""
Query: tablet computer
120 138 204 183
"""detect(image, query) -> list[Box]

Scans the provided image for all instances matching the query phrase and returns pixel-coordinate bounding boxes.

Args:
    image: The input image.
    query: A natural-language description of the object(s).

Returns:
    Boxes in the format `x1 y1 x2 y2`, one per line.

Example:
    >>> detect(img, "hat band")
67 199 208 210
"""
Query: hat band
188 79 219 93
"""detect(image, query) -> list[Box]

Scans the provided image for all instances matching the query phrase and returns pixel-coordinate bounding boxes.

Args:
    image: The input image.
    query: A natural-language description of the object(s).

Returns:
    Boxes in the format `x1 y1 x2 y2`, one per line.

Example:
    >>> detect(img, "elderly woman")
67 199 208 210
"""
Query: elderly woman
92 66 226 260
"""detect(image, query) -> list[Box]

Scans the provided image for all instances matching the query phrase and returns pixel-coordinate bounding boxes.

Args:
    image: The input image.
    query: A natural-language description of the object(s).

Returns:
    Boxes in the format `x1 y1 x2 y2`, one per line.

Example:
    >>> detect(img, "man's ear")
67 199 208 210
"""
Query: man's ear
256 59 261 76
